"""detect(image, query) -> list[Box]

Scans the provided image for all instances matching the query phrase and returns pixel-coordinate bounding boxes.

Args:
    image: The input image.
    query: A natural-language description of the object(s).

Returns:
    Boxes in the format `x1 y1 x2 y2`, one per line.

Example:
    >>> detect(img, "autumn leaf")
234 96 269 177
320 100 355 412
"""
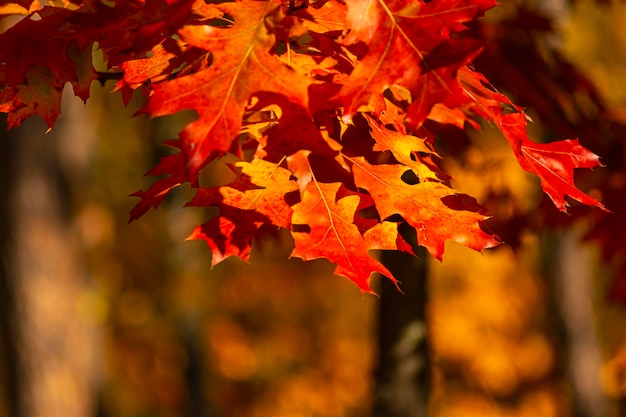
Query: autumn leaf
114 40 180 103
349 157 500 260
247 93 340 159
187 159 298 264
0 0 195 128
129 141 194 221
194 159 298 229
0 7 92 128
291 180 395 293
362 221 416 256
13 67 62 131
0 1 37 15
297 0 347 34
339 0 495 127
516 136 605 212
364 113 443 182
187 213 259 267
459 67 607 212
141 0 312 176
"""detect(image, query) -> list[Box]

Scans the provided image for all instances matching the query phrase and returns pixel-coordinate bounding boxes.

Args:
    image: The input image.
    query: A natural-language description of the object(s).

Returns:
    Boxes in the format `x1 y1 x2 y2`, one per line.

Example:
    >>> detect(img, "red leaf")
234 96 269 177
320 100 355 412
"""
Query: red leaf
459 67 607 212
0 0 194 128
14 67 62 130
248 93 340 159
142 0 312 176
339 0 495 127
362 221 416 256
129 142 193 221
187 214 258 266
291 180 395 293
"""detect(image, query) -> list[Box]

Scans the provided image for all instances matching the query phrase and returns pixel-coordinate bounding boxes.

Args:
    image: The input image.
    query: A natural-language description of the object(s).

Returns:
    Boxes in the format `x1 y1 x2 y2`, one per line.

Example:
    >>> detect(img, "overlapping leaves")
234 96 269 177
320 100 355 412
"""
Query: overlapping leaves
0 0 196 128
0 0 607 292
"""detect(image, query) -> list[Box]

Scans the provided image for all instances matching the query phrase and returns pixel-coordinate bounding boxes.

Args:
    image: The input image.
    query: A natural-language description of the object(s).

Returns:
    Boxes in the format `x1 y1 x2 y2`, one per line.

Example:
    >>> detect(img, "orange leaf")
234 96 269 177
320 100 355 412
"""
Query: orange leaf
187 159 299 264
350 157 500 260
364 113 442 181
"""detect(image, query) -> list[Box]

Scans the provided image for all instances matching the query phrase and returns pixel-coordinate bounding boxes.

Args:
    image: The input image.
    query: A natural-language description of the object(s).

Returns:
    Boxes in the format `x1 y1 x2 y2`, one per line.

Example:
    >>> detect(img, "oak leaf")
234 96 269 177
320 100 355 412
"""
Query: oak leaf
350 157 500 260
187 159 298 264
339 0 495 127
0 0 195 128
291 180 395 292
459 67 607 212
142 0 312 176
364 113 442 181
129 141 194 221
187 214 259 267
0 7 94 128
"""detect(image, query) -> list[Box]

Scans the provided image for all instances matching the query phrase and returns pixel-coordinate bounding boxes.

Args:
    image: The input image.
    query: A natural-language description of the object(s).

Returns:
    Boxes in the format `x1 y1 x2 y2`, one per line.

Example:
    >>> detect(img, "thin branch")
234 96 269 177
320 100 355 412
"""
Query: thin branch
95 71 124 86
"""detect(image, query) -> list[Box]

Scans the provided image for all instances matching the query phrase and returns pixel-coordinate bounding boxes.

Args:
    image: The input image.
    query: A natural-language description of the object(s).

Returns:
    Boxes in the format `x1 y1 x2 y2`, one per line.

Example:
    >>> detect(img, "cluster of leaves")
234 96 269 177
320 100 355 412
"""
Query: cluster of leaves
473 5 626 304
0 0 606 292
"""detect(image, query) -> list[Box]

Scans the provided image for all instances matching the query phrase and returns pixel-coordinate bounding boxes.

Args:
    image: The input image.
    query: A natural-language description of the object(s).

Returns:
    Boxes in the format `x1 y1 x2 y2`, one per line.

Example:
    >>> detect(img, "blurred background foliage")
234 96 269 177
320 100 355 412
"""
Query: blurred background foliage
2 1 626 417
68 87 380 417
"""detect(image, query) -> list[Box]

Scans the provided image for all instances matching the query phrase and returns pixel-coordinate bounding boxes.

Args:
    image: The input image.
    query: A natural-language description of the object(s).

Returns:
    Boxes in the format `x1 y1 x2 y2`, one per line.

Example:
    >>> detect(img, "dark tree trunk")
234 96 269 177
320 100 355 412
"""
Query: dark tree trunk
0 115 21 417
375 245 430 417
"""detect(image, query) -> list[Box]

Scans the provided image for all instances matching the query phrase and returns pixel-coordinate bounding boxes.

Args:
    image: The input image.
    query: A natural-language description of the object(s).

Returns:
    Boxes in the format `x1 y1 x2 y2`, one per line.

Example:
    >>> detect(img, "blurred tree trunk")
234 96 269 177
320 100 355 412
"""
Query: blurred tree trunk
374 245 430 417
556 230 609 417
542 230 611 417
0 91 100 417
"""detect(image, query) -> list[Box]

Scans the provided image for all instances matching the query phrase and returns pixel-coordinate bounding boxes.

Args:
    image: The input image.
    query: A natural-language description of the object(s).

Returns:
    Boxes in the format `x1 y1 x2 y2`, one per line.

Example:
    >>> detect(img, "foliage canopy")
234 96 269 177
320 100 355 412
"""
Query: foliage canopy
0 0 606 292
